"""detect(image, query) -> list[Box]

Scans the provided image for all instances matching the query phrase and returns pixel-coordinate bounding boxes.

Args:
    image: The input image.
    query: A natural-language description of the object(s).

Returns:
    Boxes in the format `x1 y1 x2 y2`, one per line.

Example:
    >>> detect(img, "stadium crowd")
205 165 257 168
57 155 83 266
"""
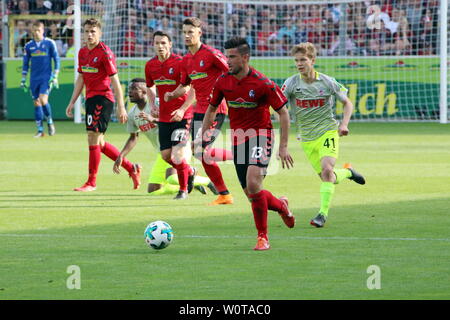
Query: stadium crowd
5 0 441 58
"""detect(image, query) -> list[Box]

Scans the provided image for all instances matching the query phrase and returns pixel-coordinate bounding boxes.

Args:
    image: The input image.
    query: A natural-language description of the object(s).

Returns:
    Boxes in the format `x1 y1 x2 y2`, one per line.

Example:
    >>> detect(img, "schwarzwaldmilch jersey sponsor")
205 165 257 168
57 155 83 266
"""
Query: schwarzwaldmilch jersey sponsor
145 54 193 123
210 67 287 145
78 42 117 102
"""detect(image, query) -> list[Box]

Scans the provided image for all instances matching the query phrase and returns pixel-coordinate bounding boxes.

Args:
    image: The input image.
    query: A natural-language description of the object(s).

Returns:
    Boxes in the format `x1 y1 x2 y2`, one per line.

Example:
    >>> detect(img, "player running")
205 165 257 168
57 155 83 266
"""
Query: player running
166 17 234 205
21 21 60 138
65 18 141 192
199 37 295 251
114 78 218 196
144 31 198 200
282 42 366 228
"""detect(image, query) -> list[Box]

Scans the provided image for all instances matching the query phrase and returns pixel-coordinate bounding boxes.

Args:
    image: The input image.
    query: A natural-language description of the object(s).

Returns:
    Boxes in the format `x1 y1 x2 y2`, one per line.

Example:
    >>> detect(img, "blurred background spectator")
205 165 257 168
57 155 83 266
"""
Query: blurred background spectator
5 0 442 58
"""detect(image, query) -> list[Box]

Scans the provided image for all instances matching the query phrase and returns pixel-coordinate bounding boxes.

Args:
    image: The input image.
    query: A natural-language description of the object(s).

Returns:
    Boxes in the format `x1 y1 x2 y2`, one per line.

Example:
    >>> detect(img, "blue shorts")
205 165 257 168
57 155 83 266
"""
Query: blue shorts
30 80 50 100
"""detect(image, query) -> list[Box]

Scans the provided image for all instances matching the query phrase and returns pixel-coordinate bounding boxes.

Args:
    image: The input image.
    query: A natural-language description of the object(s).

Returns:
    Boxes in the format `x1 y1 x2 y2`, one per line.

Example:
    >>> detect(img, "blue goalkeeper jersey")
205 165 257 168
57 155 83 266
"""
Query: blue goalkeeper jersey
22 37 60 82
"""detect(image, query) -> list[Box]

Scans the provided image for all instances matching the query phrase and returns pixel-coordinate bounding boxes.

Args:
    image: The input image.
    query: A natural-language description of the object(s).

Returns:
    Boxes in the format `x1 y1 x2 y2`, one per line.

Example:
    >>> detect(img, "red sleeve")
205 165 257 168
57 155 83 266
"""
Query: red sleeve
211 49 229 73
144 61 154 87
266 80 288 111
209 77 224 107
103 50 117 76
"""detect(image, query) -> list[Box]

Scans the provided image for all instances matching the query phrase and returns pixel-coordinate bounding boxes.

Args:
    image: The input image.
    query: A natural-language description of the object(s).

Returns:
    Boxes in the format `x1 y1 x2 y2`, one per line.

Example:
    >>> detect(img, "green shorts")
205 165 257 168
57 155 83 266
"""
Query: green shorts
301 130 339 174
148 153 172 185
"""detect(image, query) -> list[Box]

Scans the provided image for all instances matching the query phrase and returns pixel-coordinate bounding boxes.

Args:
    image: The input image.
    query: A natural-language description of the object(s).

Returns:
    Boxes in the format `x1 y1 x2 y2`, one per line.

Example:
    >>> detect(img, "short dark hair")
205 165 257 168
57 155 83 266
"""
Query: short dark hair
32 21 44 28
153 30 172 42
224 37 250 56
130 78 146 84
183 17 202 29
83 18 101 29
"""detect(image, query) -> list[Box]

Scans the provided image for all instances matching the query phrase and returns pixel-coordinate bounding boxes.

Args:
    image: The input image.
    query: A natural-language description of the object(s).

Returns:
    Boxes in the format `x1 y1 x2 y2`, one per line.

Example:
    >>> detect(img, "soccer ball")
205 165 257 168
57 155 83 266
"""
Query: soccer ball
144 221 174 250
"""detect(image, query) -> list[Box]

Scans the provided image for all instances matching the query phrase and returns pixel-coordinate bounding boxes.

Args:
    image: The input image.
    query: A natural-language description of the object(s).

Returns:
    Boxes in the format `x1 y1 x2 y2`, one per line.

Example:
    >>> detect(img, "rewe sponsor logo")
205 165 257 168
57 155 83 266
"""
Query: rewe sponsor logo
296 98 326 108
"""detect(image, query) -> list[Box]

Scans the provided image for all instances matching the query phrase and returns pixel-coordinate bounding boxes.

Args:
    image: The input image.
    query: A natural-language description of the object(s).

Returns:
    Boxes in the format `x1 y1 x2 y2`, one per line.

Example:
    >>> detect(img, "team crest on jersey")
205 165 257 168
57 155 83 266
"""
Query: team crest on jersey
249 90 255 98
200 60 204 67
169 67 174 74
93 57 98 63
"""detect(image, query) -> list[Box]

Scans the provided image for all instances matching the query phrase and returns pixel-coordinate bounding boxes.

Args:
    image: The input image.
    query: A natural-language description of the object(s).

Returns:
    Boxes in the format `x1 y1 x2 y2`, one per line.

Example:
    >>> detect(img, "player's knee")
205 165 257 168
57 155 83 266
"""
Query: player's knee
321 167 335 181
34 100 42 107
40 97 48 106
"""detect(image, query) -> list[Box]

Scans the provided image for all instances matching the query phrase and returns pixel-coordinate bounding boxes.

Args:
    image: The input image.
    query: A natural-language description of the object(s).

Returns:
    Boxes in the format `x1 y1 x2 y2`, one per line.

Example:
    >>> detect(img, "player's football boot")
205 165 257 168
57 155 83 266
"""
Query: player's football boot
254 236 270 251
194 185 207 194
34 131 44 138
278 196 295 228
74 183 96 192
48 123 56 136
310 213 327 228
129 163 142 189
173 190 188 200
343 163 366 185
187 167 197 194
207 182 219 195
208 194 234 206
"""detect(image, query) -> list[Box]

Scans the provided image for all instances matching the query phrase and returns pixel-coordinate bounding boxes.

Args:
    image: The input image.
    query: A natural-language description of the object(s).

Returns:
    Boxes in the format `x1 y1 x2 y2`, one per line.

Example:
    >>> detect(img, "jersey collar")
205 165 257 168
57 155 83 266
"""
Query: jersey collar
300 70 320 82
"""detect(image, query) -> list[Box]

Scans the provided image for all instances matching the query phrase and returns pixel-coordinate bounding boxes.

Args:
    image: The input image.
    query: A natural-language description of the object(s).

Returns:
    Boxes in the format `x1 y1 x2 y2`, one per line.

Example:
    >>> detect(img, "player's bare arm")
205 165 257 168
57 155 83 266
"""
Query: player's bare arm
276 106 294 169
110 74 127 123
66 74 85 118
170 85 194 122
146 86 159 118
164 84 190 102
113 133 139 174
138 111 157 123
338 96 354 136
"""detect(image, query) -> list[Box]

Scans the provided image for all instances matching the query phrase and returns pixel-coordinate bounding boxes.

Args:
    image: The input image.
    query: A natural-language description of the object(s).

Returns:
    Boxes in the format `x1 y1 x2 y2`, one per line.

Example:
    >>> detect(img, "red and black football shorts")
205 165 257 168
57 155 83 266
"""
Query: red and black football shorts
85 95 114 133
191 112 226 148
233 132 273 189
158 119 191 151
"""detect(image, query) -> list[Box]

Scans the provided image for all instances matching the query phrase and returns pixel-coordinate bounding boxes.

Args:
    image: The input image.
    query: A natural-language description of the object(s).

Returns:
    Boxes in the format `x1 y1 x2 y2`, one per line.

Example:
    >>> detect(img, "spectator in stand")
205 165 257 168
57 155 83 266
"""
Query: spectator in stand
277 18 296 44
17 0 30 15
47 21 67 57
14 20 29 57
256 20 271 56
122 25 137 57
31 0 51 14
418 8 433 55
351 15 368 55
239 26 254 52
406 0 423 54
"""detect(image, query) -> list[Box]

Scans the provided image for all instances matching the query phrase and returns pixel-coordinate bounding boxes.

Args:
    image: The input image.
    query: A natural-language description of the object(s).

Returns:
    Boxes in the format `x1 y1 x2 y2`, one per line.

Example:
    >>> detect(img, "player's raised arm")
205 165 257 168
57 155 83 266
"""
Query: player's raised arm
110 74 127 123
66 74 85 118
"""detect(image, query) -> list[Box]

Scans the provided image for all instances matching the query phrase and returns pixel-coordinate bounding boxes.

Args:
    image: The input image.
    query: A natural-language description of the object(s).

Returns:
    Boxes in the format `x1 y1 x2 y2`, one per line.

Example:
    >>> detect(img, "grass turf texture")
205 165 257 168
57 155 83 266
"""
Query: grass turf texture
0 121 449 300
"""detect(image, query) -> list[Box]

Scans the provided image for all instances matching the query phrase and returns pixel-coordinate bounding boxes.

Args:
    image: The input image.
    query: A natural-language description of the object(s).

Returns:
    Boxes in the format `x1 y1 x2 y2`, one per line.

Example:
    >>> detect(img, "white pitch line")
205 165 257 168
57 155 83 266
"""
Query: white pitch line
0 233 449 242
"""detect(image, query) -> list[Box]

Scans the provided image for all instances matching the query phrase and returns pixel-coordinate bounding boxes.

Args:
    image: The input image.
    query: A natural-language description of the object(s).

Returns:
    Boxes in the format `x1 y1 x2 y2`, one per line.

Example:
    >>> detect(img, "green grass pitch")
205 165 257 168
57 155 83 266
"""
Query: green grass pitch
0 120 449 300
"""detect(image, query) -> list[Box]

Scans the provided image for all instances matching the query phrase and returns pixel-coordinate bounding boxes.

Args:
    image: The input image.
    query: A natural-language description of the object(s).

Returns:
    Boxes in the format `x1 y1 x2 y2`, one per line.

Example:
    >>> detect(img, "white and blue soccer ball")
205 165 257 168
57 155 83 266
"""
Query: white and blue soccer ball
144 221 174 250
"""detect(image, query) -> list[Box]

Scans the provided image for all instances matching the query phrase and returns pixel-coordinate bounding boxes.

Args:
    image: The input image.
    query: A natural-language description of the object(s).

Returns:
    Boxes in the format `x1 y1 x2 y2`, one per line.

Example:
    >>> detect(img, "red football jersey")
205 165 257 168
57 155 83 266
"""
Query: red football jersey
78 42 117 102
145 54 193 123
181 44 228 114
210 67 287 145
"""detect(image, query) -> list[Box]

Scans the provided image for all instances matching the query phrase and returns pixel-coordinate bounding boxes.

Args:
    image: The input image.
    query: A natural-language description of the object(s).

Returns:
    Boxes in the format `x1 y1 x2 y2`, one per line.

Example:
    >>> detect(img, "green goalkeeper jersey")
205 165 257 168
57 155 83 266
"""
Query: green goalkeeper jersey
282 71 348 141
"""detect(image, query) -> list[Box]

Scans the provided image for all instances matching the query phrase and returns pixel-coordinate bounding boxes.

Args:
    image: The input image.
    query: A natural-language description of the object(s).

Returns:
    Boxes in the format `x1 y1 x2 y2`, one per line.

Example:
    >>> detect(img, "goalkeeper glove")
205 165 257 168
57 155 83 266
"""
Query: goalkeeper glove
49 74 59 90
20 77 28 92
